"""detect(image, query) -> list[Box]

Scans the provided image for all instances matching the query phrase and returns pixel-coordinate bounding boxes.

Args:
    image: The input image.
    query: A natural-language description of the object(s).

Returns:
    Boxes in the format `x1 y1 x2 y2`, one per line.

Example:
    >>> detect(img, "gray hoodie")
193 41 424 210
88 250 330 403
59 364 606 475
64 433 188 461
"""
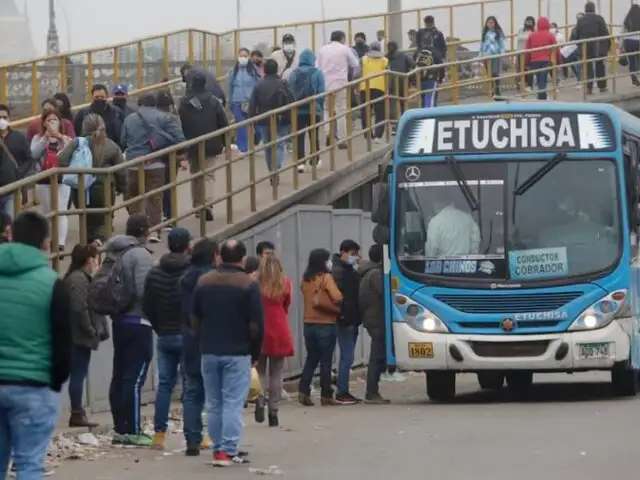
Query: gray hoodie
358 260 384 339
104 235 153 319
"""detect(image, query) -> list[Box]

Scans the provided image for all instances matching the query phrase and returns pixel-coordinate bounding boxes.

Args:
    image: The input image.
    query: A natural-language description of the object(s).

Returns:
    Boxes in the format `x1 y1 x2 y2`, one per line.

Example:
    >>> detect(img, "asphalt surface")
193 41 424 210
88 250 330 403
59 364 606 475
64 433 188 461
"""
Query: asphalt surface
51 370 638 480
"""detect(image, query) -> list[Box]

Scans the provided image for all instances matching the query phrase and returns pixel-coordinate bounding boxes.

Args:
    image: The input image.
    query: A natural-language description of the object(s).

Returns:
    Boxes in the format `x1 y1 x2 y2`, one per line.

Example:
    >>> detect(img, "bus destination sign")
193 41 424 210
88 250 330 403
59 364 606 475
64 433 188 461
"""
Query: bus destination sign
398 111 615 155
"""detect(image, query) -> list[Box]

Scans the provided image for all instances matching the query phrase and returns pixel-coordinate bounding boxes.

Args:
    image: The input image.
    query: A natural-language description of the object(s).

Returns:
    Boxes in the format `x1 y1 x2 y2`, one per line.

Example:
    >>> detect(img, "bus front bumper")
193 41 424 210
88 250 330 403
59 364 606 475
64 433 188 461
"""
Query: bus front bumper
392 321 631 372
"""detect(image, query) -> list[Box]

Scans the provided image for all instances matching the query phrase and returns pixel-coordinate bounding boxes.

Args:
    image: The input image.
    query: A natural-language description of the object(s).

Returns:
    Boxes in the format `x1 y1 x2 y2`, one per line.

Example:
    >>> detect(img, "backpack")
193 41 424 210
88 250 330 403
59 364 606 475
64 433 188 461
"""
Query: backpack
88 245 140 316
415 49 437 80
62 137 96 190
41 145 58 171
291 68 317 101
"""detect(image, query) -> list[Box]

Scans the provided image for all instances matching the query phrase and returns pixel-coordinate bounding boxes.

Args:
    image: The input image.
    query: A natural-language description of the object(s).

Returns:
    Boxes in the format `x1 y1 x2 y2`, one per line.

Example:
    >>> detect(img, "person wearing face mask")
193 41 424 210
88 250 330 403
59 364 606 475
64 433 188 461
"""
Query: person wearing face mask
251 50 265 77
26 98 76 143
63 243 109 428
73 84 125 149
271 33 300 81
352 32 369 59
331 239 362 405
0 104 33 217
228 48 262 153
111 84 137 119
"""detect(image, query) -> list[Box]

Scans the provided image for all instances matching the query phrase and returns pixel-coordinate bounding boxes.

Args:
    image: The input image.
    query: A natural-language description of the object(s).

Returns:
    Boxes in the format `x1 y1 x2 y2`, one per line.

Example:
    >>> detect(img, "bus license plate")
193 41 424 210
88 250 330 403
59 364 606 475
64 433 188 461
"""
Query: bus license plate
578 343 610 359
409 342 434 358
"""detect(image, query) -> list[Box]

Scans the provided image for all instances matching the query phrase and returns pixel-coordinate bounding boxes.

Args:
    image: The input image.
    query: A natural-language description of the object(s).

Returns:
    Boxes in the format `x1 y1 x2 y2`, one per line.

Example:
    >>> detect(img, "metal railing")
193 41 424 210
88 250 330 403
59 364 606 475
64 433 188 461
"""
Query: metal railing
0 31 637 271
1 0 629 120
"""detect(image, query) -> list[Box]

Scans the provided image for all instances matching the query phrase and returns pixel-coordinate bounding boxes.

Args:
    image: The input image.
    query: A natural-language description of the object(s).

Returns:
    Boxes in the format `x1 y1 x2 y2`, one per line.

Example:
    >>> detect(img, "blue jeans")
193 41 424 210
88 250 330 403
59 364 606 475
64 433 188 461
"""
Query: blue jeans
0 386 59 479
201 355 251 456
231 103 261 152
420 78 438 107
298 323 338 398
0 195 13 219
68 344 92 411
154 334 183 433
624 39 640 74
528 61 551 100
564 52 582 81
182 328 204 444
337 325 359 394
257 124 288 171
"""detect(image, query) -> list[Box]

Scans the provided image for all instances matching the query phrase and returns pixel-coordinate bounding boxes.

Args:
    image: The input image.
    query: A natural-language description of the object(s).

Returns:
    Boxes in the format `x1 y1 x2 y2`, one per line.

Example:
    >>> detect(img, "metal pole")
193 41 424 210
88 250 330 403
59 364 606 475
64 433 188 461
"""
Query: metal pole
320 0 327 45
387 0 403 47
236 0 241 30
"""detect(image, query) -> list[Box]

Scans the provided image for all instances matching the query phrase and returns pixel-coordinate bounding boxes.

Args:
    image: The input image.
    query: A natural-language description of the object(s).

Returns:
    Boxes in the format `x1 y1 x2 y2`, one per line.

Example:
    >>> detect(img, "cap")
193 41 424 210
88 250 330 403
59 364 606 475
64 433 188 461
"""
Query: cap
125 213 150 237
113 83 128 95
370 41 382 51
168 227 192 252
282 33 295 43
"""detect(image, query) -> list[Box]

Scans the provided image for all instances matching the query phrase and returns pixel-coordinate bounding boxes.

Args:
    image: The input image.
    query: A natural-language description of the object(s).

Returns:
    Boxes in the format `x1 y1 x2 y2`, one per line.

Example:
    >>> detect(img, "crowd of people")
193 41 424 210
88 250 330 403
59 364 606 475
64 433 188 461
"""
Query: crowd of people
0 208 401 474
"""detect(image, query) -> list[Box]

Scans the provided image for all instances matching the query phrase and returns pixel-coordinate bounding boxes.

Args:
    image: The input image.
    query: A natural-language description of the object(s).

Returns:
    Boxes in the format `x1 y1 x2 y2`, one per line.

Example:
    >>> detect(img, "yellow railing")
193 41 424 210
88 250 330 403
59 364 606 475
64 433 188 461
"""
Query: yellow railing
1 0 629 120
0 31 637 271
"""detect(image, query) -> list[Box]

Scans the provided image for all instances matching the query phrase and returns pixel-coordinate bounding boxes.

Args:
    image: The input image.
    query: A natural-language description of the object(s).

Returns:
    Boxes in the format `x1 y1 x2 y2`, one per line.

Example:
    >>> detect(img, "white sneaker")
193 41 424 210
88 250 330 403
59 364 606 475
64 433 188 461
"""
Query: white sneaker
315 159 323 169
148 233 161 244
389 372 407 382
297 164 307 173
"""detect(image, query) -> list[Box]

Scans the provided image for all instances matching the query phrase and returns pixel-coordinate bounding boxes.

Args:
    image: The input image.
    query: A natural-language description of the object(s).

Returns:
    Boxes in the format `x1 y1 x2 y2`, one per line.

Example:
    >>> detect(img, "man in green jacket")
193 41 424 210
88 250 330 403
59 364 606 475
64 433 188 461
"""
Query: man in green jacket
0 212 72 478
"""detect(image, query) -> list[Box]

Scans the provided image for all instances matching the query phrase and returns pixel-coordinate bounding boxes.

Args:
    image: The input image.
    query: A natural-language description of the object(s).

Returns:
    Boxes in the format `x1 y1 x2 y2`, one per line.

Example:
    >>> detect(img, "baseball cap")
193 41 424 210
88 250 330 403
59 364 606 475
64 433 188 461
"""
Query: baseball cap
168 227 192 253
113 83 128 95
282 33 295 43
125 213 150 238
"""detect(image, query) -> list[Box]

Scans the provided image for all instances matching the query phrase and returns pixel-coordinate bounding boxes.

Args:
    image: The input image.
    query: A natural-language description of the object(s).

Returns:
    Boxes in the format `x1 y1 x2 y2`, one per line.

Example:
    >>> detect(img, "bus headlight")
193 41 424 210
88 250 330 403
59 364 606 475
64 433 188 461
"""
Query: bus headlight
568 289 629 332
396 294 449 333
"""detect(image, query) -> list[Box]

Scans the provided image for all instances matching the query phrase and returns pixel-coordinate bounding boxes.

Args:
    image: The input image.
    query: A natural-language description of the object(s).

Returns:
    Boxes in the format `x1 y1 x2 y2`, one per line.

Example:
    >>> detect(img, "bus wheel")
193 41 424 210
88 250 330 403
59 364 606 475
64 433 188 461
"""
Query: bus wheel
426 372 456 402
505 372 533 391
477 372 504 390
611 361 638 397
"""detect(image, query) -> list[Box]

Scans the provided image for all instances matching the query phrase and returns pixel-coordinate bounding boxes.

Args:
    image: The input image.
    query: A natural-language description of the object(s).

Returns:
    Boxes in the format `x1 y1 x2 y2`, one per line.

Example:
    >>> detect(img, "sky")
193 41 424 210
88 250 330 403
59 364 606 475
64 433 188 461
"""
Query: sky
22 0 635 55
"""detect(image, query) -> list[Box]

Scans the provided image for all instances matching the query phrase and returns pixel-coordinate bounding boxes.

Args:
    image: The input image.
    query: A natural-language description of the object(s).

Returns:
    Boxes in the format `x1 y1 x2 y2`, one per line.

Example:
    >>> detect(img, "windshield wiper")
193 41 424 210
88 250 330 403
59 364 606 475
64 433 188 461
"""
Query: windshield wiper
445 155 479 211
514 152 567 196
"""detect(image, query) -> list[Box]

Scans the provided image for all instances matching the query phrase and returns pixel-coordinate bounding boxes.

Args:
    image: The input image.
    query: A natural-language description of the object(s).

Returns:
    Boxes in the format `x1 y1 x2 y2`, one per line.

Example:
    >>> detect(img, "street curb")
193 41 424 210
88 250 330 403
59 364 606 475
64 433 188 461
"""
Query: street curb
56 366 367 437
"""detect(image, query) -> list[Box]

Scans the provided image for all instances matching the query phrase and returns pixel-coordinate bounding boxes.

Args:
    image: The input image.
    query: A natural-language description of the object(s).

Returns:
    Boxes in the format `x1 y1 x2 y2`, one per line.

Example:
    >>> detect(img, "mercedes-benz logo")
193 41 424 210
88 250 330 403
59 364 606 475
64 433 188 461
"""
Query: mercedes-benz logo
501 318 515 332
405 166 421 181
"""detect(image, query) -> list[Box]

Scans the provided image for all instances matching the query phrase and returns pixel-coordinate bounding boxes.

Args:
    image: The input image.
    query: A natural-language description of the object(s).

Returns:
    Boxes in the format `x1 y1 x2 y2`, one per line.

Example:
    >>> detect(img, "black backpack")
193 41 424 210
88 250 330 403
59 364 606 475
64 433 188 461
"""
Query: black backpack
291 68 317 101
88 245 140 316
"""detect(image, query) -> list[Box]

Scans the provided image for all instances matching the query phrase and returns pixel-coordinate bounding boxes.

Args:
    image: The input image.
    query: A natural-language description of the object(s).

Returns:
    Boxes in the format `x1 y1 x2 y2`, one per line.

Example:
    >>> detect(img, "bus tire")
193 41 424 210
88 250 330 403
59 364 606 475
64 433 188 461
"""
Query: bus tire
426 372 456 402
611 361 638 397
505 372 533 391
477 372 504 390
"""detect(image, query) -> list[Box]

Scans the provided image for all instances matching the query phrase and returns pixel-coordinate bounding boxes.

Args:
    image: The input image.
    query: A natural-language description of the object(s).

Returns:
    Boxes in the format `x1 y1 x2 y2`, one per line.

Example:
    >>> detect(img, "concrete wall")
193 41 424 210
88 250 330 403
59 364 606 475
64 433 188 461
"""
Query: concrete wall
75 205 375 415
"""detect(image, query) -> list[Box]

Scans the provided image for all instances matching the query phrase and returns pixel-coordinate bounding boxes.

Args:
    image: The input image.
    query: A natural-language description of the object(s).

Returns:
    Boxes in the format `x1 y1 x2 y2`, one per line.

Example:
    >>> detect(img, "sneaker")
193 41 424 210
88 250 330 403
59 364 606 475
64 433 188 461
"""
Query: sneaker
268 410 279 427
123 434 153 447
389 372 407 382
314 159 323 169
148 233 161 244
213 451 250 467
297 163 307 173
320 396 340 406
298 393 314 406
334 393 360 405
111 433 127 445
254 394 266 423
364 393 391 404
151 432 165 450
380 372 393 382
185 441 200 456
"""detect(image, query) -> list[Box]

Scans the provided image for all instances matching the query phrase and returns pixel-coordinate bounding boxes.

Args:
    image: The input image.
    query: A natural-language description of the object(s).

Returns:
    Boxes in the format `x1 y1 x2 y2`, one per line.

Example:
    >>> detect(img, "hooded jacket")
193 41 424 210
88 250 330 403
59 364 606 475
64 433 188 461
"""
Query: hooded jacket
65 268 108 350
178 91 229 160
358 260 384 338
287 49 326 117
525 17 561 64
143 252 191 336
248 73 295 126
103 235 154 321
331 254 361 326
184 67 227 106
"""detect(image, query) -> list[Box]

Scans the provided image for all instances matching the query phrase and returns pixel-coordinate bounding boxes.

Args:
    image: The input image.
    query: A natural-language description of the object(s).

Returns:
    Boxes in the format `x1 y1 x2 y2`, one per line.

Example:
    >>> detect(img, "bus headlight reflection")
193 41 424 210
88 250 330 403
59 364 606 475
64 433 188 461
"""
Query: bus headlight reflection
407 309 449 333
568 289 628 332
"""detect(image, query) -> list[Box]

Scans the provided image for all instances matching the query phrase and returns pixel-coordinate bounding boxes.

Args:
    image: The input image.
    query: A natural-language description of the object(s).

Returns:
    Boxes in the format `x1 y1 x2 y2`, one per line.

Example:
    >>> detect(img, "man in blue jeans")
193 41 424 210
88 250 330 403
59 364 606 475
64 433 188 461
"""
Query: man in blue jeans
192 240 264 467
331 239 362 405
142 227 192 450
0 212 72 478
179 237 220 456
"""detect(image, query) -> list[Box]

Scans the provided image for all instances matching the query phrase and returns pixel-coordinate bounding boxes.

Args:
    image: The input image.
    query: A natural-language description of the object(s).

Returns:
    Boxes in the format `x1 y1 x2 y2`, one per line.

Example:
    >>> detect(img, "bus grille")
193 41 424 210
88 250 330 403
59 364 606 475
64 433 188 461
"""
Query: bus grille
433 292 582 314
469 340 550 358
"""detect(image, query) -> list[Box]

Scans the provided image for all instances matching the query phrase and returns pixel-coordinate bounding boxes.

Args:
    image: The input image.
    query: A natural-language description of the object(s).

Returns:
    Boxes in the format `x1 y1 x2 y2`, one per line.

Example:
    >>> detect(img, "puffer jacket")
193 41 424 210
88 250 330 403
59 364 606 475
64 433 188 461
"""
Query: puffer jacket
142 252 190 336
64 269 109 350
331 254 361 326
358 260 384 339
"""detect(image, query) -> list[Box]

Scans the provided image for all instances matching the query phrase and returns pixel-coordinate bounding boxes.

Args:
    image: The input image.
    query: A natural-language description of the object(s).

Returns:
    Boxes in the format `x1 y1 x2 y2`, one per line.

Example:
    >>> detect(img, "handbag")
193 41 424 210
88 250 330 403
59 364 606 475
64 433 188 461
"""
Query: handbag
136 112 176 152
312 276 341 315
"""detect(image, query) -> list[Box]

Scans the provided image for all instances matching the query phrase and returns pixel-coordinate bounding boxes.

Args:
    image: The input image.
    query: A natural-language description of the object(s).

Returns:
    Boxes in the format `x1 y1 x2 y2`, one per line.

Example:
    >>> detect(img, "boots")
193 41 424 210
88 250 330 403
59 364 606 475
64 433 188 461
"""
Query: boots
68 409 99 428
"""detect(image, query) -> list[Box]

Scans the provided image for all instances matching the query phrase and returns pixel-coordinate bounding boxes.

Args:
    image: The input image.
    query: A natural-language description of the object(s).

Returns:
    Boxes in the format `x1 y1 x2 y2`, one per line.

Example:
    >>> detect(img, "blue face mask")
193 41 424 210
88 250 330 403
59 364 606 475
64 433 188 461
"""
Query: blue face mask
347 255 357 266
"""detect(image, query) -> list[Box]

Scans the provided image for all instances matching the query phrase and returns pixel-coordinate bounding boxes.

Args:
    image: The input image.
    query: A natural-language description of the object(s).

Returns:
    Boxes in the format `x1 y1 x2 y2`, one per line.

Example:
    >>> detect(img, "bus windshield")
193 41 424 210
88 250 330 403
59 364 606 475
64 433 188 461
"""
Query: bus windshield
395 158 621 283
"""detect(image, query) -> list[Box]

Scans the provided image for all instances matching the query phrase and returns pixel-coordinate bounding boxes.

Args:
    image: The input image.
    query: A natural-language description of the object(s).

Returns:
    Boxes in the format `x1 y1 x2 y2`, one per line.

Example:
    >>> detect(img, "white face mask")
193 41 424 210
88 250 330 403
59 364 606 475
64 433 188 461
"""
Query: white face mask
325 260 333 271
283 44 295 54
0 119 8 130
238 57 249 66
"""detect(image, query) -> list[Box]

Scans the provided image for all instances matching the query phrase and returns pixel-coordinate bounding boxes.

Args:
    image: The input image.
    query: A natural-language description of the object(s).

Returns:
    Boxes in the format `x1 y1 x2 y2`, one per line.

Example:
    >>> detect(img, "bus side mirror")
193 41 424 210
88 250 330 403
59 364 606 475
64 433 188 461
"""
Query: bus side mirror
372 183 390 227
373 224 390 245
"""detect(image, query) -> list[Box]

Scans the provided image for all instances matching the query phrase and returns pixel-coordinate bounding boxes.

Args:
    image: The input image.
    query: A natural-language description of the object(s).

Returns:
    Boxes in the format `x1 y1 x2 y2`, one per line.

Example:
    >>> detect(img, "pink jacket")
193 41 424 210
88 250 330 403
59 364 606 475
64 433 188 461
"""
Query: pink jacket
315 41 360 90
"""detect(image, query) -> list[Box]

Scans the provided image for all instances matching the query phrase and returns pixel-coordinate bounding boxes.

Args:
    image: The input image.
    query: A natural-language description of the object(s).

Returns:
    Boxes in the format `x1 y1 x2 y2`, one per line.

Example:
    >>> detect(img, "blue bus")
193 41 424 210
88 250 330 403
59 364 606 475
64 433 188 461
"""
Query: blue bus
377 101 640 401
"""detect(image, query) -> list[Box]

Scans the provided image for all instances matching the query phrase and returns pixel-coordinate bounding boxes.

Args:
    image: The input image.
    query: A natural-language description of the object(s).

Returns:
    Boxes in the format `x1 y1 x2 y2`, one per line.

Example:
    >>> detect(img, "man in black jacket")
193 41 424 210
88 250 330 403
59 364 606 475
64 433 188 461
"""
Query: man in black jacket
178 74 229 222
73 84 124 148
414 15 447 107
0 104 33 216
387 41 414 128
331 239 362 405
571 1 610 94
143 227 191 450
180 63 227 107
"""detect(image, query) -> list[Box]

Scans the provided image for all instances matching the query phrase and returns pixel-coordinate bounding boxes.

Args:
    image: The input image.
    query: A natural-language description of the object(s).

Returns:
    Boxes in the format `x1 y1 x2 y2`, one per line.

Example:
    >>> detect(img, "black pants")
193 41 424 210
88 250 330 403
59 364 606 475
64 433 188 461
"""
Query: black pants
359 89 386 139
70 182 114 243
366 331 386 396
295 114 321 165
585 59 607 91
109 322 153 435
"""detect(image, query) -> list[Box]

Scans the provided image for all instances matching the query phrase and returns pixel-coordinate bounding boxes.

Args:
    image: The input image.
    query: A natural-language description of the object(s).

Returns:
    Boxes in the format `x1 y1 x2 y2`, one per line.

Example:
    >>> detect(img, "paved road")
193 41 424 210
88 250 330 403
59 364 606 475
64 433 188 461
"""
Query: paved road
51 371 637 479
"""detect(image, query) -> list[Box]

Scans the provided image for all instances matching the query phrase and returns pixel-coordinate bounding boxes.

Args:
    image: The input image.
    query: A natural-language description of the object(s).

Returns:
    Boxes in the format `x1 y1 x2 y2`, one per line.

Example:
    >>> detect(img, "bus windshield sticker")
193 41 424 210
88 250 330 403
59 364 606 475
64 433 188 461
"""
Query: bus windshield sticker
508 247 568 279
398 112 615 155
425 258 502 275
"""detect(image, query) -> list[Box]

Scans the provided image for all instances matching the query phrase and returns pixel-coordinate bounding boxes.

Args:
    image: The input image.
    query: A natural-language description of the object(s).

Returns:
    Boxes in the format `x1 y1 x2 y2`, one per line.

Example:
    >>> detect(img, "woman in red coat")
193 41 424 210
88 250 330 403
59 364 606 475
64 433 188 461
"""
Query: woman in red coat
255 255 294 427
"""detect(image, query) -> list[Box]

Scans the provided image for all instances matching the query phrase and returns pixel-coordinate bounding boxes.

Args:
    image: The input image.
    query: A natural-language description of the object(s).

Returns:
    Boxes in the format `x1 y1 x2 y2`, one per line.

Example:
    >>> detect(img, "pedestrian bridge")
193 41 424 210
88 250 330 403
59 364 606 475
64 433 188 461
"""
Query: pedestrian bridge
1 0 640 275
